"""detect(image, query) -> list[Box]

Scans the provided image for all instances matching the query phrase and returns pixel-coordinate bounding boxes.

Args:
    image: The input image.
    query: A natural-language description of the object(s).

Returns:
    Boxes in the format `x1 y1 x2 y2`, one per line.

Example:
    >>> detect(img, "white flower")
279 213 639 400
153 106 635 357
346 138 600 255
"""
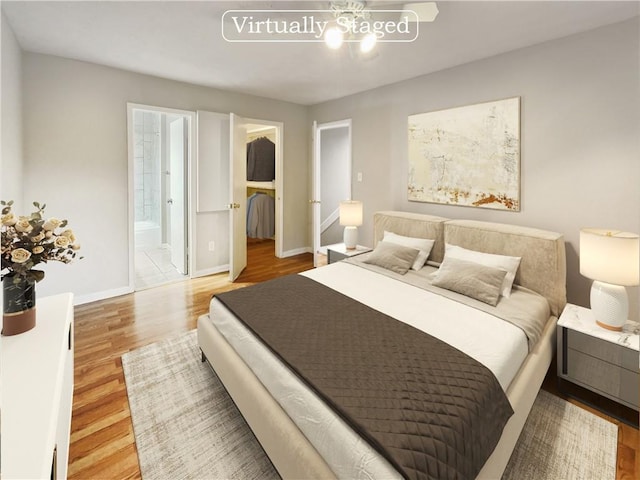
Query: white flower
43 218 62 231
11 248 32 264
72 244 81 251
1 213 17 226
54 236 70 248
60 229 76 243
14 217 33 233
33 246 44 254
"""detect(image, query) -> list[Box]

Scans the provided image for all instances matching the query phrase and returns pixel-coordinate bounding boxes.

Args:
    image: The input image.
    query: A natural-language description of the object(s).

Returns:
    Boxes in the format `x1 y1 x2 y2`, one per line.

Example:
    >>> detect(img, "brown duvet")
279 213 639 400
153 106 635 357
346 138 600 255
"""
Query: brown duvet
215 274 514 480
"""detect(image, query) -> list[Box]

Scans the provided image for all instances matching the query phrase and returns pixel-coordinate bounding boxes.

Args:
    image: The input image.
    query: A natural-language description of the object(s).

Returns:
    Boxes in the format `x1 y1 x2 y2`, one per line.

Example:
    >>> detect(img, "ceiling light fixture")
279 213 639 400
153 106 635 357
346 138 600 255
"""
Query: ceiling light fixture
325 1 438 55
326 0 372 53
400 2 439 23
359 32 377 53
324 26 344 49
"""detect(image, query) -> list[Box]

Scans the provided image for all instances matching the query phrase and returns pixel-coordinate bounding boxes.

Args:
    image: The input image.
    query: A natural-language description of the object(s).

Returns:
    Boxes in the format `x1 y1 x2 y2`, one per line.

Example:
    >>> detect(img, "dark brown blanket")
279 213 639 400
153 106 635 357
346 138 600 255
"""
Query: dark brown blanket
215 274 514 480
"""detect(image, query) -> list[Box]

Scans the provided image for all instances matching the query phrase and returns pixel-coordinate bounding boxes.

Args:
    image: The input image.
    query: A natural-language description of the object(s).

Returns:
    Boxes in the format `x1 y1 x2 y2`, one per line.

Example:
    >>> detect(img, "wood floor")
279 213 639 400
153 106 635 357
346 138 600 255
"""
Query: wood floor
68 239 638 479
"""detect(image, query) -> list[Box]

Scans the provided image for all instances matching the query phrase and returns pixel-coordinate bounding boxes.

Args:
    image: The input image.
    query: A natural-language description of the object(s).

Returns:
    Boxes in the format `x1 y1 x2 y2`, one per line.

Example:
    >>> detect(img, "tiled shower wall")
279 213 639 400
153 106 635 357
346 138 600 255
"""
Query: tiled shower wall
134 111 162 225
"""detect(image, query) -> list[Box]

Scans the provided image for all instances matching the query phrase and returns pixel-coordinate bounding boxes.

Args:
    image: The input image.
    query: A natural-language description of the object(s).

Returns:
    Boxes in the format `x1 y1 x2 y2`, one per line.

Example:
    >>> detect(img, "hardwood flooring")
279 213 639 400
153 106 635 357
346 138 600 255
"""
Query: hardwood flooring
68 239 638 479
68 239 313 480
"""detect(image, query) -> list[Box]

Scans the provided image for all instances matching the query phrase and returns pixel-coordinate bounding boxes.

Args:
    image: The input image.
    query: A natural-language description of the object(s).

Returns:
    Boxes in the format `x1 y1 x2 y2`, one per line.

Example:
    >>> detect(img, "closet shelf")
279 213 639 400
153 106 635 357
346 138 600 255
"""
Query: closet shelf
247 180 275 190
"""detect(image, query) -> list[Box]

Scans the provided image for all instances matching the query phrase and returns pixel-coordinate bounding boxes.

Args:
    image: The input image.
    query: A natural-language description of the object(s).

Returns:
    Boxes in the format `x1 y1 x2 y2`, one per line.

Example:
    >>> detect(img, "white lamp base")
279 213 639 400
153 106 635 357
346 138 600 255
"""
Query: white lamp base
590 280 628 331
343 226 358 250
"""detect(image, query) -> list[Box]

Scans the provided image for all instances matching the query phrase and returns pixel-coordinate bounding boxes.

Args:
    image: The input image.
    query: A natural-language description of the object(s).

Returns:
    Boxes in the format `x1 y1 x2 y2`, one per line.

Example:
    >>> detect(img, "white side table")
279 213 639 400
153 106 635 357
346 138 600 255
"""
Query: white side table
326 243 372 264
557 303 639 412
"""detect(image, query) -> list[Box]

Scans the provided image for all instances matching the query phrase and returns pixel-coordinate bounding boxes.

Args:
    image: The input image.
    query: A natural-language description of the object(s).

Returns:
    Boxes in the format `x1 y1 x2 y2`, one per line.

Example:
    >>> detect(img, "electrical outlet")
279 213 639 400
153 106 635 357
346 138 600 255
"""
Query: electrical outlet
208 241 215 251
357 172 363 182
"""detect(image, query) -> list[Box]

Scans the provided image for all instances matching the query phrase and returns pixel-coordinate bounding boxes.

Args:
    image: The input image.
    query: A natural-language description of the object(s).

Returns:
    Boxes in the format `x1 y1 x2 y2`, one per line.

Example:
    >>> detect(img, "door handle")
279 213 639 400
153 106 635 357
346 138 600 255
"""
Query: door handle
309 200 321 204
226 203 241 209
167 199 173 205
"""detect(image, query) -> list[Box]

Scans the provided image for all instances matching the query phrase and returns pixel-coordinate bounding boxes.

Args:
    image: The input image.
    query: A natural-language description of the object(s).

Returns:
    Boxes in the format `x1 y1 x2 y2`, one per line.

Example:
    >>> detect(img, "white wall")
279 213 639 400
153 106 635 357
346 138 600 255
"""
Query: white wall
1 11 23 210
310 18 640 319
21 53 309 301
1 11 25 334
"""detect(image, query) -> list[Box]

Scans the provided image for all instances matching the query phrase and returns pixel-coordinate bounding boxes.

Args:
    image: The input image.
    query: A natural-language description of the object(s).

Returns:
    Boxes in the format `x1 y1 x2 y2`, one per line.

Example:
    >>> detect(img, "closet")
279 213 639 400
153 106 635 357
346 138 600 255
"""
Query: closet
245 124 278 252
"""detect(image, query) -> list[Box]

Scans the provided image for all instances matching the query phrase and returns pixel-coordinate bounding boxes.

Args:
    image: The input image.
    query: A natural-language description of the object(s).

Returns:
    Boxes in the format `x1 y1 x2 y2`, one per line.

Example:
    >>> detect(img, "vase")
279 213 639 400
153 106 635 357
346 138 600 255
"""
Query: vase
2 274 36 336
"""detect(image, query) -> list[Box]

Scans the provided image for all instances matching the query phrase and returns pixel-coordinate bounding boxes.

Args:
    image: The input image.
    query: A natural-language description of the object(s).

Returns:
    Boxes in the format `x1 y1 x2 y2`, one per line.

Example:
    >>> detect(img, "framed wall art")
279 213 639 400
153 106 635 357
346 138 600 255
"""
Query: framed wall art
408 97 520 211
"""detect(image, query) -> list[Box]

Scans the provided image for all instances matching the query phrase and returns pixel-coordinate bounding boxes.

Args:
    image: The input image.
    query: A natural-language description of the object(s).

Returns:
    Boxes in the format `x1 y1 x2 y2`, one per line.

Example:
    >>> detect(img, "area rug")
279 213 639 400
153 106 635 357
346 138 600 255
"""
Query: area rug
122 330 618 480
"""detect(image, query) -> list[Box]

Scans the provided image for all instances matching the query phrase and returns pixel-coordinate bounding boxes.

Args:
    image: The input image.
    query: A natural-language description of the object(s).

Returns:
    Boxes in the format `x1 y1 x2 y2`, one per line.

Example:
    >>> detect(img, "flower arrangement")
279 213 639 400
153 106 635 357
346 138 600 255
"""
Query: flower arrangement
1 200 81 283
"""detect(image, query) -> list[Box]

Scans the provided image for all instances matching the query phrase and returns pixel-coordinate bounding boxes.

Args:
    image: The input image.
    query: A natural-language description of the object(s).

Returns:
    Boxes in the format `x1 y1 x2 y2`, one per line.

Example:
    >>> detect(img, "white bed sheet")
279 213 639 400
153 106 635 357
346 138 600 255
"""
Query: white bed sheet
210 261 529 479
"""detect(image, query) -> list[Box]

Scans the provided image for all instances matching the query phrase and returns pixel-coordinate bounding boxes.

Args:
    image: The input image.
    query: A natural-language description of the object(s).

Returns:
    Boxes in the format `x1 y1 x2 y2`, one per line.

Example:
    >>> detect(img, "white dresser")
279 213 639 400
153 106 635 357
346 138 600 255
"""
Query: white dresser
2 293 75 479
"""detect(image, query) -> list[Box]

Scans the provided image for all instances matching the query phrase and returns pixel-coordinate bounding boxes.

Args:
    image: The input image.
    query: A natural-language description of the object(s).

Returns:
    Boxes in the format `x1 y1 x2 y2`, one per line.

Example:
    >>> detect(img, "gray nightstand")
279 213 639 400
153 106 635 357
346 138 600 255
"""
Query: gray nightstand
557 303 639 412
326 243 372 264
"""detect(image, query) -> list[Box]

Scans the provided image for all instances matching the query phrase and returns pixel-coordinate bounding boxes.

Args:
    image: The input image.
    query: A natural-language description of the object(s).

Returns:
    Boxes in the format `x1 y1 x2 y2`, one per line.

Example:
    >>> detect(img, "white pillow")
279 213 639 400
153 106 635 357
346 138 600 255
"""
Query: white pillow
444 244 521 298
383 231 435 270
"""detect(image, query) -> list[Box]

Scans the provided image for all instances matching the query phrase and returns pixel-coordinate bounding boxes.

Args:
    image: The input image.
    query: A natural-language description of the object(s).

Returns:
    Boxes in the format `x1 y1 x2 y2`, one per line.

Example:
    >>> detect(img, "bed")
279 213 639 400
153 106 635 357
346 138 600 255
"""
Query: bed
197 211 567 479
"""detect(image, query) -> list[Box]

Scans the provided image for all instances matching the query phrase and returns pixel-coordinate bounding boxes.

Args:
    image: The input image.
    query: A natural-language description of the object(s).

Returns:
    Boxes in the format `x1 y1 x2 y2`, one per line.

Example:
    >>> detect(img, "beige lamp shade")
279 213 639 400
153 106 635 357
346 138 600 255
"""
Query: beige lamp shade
580 228 640 286
339 201 363 227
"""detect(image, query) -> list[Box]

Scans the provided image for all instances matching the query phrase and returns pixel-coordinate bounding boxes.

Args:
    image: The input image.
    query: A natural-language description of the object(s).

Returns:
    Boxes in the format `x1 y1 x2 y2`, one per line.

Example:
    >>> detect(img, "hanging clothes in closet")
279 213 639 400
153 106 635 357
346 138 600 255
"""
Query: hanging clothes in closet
247 192 275 239
247 137 275 181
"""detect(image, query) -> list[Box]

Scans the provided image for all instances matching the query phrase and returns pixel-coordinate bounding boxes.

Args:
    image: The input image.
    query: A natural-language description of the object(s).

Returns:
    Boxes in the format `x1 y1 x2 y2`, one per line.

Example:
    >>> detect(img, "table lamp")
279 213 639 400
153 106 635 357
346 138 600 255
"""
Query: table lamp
339 200 363 250
580 228 639 331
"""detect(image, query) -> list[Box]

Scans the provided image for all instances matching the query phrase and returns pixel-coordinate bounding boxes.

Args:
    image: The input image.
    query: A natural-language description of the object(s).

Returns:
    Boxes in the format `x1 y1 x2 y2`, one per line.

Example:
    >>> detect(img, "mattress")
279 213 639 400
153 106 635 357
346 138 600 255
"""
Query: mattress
210 261 538 479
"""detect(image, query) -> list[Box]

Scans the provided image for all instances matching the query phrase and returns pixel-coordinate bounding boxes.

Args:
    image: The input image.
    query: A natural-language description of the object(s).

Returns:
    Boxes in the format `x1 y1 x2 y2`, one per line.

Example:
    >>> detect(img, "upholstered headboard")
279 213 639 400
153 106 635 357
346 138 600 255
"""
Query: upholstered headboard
373 211 567 317
373 211 449 263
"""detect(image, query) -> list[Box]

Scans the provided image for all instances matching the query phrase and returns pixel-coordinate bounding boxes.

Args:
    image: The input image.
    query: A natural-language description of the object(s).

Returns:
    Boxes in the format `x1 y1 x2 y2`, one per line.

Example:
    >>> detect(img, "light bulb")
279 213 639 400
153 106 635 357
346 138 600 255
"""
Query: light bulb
360 33 377 53
325 27 343 50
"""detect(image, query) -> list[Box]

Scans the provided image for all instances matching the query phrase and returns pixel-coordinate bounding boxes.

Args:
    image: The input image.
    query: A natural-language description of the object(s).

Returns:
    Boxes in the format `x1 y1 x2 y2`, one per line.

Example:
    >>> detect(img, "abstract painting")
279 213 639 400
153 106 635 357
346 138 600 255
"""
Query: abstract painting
408 97 520 211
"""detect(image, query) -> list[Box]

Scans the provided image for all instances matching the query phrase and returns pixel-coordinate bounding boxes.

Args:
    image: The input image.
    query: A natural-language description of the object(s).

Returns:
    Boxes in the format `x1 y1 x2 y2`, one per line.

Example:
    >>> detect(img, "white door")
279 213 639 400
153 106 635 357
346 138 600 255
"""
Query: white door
169 117 187 274
312 119 352 266
229 113 247 281
311 121 321 266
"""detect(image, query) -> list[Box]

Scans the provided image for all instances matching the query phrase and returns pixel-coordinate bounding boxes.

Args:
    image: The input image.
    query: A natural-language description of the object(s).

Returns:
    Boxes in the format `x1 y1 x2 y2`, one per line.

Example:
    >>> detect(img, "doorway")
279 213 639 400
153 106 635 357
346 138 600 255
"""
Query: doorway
228 115 284 281
312 119 352 266
246 124 278 256
128 104 192 290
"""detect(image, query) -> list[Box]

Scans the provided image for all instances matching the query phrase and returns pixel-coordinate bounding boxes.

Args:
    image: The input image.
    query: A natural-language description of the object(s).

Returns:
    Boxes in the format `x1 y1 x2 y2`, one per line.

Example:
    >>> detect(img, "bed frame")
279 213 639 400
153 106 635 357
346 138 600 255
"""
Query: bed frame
198 211 567 479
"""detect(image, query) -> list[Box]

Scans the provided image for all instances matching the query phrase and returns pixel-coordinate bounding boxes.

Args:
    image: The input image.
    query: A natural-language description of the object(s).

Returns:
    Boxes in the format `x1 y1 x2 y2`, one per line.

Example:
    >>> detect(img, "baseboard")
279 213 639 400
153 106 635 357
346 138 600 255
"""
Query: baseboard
280 247 312 258
191 265 229 278
74 286 133 306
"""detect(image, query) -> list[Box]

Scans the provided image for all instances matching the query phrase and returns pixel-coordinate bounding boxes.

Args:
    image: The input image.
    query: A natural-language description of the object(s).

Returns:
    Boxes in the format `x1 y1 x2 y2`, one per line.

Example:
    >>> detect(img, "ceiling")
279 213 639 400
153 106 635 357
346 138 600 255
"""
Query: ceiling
2 1 638 105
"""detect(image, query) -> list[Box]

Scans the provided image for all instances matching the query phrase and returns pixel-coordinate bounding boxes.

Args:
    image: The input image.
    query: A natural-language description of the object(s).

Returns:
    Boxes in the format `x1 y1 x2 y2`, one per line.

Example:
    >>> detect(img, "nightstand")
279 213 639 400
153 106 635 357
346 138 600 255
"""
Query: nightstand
557 303 639 412
326 243 372 264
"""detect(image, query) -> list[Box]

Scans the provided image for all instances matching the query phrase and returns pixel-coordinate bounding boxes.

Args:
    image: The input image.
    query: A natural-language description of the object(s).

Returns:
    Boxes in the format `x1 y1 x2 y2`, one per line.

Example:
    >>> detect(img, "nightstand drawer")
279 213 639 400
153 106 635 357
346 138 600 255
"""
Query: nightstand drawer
567 329 638 370
567 349 639 408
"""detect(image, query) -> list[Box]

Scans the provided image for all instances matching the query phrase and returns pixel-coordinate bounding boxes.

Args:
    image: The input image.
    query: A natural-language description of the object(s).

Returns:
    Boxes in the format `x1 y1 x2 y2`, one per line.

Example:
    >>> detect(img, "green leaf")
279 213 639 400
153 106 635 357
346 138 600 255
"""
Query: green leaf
2 207 10 214
33 201 40 208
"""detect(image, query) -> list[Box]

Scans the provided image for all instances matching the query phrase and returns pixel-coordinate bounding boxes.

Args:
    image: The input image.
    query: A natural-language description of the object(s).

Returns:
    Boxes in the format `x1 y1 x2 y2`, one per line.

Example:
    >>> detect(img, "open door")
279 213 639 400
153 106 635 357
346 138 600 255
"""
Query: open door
311 121 321 266
229 113 248 281
312 119 352 266
169 116 188 275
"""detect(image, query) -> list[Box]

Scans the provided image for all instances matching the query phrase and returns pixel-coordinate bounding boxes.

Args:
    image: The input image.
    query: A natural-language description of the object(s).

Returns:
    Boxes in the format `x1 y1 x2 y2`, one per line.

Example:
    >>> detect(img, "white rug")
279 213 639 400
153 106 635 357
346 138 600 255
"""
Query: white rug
123 330 618 480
